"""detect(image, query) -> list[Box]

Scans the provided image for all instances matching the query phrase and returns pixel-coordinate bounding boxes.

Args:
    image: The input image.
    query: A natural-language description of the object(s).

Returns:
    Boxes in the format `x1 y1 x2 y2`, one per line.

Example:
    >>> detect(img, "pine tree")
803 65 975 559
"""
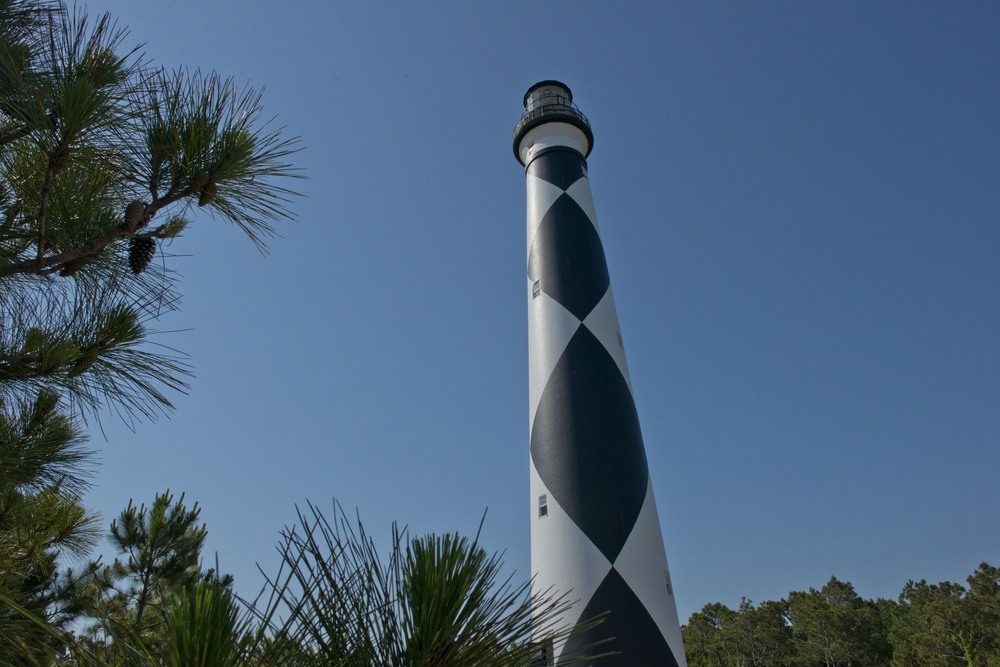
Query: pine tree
0 0 301 425
0 0 300 661
682 602 738 667
251 502 612 667
82 490 230 661
0 390 100 664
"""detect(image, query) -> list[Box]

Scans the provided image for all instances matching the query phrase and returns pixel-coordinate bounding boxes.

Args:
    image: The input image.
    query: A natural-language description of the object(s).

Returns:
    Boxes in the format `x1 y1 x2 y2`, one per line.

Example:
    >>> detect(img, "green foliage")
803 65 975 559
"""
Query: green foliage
139 68 299 249
785 576 892 666
0 288 190 422
166 580 249 667
0 0 301 425
682 602 738 667
0 388 100 665
682 599 796 667
251 502 610 667
82 489 226 660
683 566 1000 667
0 0 300 662
889 565 1000 667
727 598 794 667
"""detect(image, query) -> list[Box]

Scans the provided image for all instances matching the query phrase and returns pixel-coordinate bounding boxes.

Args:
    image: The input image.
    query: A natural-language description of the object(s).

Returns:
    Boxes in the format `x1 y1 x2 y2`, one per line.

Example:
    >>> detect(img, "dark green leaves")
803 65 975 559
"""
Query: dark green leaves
167 580 248 667
139 69 302 250
1 0 302 425
252 502 606 667
682 566 1000 667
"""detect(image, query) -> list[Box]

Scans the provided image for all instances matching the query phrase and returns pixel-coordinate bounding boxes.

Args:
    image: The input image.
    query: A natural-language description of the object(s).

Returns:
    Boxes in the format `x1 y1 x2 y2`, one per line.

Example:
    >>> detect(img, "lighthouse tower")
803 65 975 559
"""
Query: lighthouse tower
514 81 686 666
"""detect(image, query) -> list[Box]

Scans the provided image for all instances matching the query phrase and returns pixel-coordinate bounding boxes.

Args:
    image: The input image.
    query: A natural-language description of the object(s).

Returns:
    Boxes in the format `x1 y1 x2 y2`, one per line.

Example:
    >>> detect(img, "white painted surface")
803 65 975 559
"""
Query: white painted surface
614 480 689 667
582 286 635 397
523 121 686 665
529 459 612 659
564 177 600 234
517 121 591 165
525 174 565 257
526 284 581 431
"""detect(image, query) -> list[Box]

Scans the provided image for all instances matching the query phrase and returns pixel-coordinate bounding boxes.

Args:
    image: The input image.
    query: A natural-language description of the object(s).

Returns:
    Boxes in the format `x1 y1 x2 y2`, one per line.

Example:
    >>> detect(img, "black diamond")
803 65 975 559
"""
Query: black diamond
530 326 648 563
560 568 680 667
527 148 588 191
528 193 610 320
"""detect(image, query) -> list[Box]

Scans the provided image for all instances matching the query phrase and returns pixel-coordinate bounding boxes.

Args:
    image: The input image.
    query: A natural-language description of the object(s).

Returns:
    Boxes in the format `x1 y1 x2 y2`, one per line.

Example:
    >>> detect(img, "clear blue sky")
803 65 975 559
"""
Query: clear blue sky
83 1 999 623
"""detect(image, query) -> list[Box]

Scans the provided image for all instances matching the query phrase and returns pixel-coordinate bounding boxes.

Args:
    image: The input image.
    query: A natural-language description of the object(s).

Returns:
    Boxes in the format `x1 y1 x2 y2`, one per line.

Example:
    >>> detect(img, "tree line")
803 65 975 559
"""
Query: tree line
682 562 1000 667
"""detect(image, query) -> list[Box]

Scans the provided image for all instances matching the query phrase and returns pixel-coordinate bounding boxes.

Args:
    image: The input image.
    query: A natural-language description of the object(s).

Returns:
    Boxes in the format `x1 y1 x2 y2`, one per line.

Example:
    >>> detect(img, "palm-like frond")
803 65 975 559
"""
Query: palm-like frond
251 502 613 667
167 581 250 667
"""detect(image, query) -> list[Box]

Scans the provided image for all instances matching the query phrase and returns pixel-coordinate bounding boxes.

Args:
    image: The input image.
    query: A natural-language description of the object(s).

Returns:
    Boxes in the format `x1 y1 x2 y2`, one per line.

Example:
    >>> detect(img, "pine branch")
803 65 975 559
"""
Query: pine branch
0 3 302 427
0 212 133 276
35 142 70 259
0 124 33 147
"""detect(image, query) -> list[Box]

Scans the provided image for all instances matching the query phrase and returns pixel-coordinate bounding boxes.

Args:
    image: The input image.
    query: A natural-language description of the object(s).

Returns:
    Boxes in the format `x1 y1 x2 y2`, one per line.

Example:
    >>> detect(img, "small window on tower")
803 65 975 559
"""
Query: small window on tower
665 570 673 595
531 638 555 666
532 280 541 298
538 494 548 518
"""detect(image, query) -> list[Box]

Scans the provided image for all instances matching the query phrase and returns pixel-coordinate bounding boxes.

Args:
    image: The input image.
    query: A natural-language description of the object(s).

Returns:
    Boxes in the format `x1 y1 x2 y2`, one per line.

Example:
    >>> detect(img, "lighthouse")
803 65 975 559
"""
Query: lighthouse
515 81 686 666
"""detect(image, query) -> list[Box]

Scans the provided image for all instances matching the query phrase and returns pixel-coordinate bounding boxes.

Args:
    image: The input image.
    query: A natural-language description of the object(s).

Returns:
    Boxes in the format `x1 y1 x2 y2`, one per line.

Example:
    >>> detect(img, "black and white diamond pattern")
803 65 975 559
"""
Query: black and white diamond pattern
531 324 647 563
526 148 685 666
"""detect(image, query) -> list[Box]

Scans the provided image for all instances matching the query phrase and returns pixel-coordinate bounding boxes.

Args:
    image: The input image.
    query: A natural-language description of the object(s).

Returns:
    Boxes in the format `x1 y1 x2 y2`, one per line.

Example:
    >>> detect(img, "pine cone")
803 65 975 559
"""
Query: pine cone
124 200 147 231
198 182 217 207
191 173 210 190
128 236 156 274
